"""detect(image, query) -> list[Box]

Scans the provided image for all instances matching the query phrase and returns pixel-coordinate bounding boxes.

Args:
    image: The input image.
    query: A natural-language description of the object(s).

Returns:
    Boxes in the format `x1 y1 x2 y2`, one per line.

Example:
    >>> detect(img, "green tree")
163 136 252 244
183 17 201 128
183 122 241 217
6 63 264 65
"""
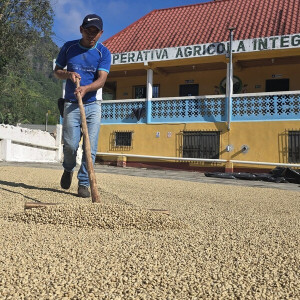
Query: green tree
0 0 54 74
0 0 61 125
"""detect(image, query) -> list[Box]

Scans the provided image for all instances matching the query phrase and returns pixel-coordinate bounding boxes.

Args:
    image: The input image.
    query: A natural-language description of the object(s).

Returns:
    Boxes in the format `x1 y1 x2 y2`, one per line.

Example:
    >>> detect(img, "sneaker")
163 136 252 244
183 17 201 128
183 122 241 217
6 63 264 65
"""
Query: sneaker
78 185 91 198
60 170 73 189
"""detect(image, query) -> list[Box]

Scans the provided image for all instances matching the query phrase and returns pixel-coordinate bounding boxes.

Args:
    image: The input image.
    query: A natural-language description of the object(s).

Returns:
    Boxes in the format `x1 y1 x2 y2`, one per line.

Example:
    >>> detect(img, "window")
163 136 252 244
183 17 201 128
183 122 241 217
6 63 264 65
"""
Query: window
103 81 116 100
152 85 160 98
134 86 146 99
115 131 133 147
265 79 289 92
182 131 220 159
179 84 199 96
134 85 160 99
288 131 300 163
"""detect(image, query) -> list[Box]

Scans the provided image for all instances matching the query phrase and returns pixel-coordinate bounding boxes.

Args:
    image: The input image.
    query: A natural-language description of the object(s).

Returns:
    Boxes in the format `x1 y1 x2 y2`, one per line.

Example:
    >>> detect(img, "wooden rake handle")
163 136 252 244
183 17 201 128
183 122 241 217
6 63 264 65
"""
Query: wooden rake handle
76 79 100 203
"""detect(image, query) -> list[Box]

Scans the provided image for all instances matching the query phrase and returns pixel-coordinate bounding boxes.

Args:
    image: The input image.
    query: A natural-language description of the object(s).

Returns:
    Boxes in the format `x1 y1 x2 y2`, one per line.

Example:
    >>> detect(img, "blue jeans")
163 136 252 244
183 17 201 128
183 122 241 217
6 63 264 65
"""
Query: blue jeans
62 101 101 187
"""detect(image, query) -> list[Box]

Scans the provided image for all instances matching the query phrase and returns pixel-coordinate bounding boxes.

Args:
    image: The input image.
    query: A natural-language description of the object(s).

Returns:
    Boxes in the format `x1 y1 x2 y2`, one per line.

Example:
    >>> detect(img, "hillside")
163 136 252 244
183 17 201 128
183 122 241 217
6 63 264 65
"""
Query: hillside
0 37 62 125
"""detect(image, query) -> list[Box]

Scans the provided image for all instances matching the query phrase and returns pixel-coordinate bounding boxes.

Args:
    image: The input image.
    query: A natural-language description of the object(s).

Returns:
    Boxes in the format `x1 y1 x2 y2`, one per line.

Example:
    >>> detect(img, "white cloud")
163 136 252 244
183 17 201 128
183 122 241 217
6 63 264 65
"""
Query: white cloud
51 0 146 45
52 0 92 39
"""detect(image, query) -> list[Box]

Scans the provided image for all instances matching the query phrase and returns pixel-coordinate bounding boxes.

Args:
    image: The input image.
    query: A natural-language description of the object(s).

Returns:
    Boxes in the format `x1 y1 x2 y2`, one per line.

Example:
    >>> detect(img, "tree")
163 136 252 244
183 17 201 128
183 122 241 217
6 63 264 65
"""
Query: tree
0 0 54 74
0 0 61 125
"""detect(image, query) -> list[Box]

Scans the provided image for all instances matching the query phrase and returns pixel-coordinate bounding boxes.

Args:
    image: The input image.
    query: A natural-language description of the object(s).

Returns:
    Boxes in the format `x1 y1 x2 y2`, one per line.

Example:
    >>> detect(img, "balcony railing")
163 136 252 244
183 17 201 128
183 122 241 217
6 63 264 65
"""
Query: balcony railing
101 91 300 124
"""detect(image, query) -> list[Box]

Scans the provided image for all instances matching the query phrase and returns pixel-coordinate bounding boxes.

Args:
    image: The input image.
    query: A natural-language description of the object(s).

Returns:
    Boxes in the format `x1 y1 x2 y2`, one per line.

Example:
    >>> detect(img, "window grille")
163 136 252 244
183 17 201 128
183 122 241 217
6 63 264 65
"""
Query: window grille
288 131 300 163
134 85 160 98
115 131 133 147
182 131 220 159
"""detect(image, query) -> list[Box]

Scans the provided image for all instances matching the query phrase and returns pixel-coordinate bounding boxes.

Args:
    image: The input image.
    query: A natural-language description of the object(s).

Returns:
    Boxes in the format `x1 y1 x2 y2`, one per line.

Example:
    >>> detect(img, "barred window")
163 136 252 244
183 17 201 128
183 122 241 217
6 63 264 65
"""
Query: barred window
134 85 160 99
115 131 132 147
288 131 300 163
182 131 220 159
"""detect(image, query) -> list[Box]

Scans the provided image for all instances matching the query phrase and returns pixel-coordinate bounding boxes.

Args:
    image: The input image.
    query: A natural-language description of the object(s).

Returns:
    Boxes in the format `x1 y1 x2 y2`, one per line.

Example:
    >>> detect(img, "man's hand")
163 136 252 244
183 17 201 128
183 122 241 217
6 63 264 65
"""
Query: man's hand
74 85 90 99
73 70 109 100
54 66 81 82
68 72 81 83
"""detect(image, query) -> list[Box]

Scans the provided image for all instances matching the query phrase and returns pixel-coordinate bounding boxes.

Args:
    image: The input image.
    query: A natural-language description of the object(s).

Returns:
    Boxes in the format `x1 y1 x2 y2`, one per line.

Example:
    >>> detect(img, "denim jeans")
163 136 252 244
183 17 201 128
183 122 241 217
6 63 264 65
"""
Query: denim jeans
62 101 101 187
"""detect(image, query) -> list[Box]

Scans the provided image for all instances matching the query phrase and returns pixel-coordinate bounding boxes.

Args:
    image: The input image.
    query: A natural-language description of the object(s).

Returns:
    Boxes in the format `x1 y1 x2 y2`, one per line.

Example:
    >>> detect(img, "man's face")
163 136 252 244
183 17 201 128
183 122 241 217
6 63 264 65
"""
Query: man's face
80 26 103 47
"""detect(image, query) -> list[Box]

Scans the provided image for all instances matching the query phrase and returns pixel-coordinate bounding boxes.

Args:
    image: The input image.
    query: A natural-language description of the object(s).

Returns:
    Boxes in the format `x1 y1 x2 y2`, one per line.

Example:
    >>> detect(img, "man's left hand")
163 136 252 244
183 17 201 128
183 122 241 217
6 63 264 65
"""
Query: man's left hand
74 85 90 99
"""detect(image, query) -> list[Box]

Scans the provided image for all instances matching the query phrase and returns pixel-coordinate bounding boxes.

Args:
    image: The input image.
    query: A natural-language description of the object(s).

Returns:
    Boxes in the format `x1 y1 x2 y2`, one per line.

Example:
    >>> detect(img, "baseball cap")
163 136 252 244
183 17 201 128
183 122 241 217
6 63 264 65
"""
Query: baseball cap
82 14 103 31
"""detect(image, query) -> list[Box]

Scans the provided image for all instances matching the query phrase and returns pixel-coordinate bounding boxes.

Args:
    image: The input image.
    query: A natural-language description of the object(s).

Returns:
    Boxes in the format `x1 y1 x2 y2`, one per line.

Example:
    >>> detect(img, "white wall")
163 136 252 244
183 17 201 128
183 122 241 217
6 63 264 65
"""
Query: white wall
0 124 62 163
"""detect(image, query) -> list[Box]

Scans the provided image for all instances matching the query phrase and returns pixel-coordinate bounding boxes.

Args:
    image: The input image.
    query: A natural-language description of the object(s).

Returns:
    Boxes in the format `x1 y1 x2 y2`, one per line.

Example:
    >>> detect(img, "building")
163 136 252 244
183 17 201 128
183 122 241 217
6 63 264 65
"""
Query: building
98 0 300 172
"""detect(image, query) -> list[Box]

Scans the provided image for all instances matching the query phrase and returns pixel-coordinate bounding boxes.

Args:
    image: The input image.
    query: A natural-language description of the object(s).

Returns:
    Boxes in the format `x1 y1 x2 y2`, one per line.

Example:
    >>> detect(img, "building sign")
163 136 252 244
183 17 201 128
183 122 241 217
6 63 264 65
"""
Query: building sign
112 33 300 65
272 74 283 78
185 80 194 84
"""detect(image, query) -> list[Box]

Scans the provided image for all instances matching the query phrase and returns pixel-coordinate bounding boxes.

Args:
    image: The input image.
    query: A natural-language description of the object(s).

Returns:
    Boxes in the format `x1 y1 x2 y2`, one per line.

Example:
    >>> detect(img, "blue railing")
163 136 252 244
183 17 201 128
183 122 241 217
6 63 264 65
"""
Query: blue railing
101 91 300 124
232 92 300 121
151 96 226 123
101 100 146 124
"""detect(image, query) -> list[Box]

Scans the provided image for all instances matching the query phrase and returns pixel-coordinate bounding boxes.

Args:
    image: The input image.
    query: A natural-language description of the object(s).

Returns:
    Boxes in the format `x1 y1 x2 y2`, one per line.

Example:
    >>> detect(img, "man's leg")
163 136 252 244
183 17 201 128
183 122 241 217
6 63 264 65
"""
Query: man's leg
77 101 101 196
61 102 82 189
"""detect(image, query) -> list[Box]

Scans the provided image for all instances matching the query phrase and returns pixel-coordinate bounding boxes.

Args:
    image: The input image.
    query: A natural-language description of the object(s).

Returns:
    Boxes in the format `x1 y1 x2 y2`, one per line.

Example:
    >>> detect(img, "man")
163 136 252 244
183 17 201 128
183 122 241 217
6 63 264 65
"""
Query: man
54 14 111 197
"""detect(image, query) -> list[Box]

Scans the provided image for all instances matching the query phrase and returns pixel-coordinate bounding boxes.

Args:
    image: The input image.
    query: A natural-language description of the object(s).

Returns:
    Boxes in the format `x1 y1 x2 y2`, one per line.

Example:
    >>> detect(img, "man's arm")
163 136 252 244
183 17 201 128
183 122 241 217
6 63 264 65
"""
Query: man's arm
74 70 108 99
53 65 81 83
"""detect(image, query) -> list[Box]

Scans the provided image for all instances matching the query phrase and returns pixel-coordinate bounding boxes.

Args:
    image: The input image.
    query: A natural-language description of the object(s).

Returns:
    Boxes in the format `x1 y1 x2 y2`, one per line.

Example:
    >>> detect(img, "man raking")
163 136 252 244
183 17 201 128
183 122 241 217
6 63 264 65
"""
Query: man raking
54 14 111 198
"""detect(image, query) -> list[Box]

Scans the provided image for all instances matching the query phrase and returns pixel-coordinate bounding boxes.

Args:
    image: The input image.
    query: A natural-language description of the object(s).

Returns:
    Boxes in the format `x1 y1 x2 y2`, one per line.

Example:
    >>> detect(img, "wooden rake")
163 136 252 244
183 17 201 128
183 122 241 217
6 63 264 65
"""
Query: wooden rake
75 79 100 203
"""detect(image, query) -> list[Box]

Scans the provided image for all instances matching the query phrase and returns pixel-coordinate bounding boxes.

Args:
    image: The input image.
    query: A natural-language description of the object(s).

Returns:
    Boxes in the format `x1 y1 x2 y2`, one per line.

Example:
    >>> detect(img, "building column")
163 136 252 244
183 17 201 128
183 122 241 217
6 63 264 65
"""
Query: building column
226 28 235 131
146 68 153 124
226 62 233 122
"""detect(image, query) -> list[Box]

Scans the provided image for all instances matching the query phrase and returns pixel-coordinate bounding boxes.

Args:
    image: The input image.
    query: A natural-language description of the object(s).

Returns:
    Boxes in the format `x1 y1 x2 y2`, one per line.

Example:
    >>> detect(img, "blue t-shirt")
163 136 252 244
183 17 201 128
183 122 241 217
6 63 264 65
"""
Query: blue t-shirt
56 40 111 103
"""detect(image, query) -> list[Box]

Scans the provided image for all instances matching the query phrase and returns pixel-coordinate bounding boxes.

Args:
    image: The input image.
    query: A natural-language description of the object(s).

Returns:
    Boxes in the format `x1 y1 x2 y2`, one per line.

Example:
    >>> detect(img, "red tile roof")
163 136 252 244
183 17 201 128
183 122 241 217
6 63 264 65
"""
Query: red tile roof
103 0 300 53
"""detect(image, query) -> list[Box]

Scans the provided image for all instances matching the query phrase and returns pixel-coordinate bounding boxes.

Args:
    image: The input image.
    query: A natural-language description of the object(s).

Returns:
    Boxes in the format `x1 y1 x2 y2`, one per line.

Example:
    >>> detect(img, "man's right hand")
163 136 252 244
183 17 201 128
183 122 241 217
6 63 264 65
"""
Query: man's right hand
54 65 81 82
68 71 81 83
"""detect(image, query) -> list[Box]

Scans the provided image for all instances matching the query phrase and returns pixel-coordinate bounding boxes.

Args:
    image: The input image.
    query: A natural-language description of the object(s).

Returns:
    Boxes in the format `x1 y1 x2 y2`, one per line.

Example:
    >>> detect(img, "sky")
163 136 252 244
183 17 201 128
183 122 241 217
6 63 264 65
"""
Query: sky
51 0 212 47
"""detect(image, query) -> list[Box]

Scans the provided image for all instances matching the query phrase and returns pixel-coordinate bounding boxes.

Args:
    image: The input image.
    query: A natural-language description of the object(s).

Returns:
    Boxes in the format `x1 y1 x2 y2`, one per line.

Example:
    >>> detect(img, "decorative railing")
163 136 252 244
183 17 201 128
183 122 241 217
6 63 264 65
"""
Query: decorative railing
232 91 300 121
101 91 300 124
101 99 146 124
151 96 226 123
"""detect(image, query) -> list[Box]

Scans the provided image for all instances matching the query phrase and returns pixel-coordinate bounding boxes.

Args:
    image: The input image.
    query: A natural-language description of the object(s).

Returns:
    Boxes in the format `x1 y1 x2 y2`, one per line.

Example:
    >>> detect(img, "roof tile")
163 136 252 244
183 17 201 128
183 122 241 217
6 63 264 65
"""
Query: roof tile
104 0 300 53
